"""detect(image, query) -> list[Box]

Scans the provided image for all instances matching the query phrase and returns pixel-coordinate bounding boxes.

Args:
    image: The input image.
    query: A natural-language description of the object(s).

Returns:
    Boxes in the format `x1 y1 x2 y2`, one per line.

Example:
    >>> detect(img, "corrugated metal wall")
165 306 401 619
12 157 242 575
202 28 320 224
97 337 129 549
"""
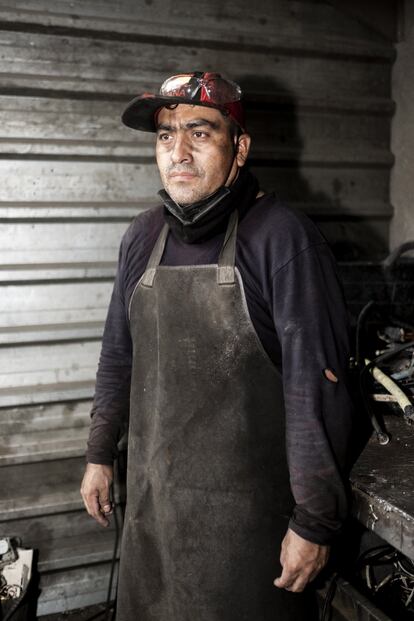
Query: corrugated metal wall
0 1 395 615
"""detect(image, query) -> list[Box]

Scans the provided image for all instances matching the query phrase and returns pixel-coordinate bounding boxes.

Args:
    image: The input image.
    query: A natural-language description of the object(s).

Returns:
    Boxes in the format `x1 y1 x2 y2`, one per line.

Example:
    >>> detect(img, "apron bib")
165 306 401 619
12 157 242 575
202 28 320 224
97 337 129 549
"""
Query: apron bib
116 211 318 620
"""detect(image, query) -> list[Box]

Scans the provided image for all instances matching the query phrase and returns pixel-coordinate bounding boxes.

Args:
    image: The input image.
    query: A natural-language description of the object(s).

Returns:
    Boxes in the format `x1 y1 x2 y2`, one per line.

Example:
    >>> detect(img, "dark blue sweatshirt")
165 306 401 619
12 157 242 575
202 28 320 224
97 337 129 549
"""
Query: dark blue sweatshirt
86 192 355 545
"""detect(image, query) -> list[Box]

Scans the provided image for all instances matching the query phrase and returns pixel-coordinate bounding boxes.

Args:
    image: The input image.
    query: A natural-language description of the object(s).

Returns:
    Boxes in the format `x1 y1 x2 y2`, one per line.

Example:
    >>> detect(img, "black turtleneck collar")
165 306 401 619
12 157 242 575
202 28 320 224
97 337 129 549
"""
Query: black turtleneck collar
159 167 259 244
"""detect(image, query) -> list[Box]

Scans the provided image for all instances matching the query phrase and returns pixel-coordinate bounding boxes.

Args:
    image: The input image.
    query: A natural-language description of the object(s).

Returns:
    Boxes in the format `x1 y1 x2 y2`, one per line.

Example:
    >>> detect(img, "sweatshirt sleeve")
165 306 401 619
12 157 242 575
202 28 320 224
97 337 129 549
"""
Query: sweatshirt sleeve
86 239 133 465
271 242 355 545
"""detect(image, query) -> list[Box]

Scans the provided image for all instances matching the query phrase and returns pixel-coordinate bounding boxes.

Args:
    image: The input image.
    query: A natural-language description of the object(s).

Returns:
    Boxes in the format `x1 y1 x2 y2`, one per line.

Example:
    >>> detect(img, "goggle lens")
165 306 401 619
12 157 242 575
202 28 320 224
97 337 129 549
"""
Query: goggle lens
159 74 242 104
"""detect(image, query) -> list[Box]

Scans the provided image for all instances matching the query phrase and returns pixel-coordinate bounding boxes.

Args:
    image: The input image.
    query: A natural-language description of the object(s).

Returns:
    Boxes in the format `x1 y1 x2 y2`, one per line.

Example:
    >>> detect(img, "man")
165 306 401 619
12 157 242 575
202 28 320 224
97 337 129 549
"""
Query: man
81 72 355 620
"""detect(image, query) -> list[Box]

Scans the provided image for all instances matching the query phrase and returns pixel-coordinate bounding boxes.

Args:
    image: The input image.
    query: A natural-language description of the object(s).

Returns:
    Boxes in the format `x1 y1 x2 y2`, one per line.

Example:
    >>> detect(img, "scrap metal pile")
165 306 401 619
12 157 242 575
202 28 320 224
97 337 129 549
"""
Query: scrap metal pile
0 538 33 621
373 326 414 410
356 544 414 619
354 243 414 443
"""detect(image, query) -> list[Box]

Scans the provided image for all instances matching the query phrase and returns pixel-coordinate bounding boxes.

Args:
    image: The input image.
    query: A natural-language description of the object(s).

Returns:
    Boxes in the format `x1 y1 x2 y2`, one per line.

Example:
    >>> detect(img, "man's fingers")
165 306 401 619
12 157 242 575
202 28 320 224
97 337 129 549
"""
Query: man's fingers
284 574 310 593
274 566 312 592
274 528 330 592
80 463 114 527
286 580 307 593
98 490 113 515
91 493 110 527
274 564 297 590
102 503 113 515
83 490 110 527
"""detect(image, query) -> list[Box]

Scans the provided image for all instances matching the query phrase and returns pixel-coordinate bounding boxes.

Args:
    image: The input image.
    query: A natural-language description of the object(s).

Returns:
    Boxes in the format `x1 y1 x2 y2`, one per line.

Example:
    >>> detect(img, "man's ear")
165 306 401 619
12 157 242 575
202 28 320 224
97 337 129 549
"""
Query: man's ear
235 133 251 167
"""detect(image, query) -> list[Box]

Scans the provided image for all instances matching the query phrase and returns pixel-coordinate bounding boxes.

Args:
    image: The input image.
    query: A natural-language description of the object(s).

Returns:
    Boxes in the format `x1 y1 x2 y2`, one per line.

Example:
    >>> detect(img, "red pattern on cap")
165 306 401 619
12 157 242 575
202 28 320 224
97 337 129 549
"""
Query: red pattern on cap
154 100 245 132
223 101 245 132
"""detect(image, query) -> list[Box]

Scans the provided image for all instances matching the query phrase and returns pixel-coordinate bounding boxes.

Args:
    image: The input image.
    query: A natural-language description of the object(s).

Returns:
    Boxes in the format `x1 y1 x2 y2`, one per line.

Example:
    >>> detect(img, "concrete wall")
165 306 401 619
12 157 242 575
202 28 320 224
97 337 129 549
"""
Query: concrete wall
390 0 414 249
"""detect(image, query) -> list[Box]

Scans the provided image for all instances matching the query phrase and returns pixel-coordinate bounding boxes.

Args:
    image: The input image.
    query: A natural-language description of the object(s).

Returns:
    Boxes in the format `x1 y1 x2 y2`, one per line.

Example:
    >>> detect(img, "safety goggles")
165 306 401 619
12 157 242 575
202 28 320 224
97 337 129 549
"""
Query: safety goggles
159 72 242 105
121 71 246 133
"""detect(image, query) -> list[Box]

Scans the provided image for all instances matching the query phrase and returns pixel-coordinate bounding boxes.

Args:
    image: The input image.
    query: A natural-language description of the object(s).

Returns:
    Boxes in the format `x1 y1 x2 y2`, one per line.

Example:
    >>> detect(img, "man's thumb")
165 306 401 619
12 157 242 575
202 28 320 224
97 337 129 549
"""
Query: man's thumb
99 490 113 514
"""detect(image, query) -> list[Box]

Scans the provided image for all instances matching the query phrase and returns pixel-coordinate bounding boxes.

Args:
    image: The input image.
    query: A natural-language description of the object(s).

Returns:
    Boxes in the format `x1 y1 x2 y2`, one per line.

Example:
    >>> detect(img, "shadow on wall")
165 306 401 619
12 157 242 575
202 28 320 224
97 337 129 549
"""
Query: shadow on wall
238 74 389 261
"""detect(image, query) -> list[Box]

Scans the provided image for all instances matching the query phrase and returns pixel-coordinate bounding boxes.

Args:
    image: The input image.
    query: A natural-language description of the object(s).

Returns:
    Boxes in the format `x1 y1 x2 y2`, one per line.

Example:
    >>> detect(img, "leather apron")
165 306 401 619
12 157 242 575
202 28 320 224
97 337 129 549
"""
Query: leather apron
116 211 318 620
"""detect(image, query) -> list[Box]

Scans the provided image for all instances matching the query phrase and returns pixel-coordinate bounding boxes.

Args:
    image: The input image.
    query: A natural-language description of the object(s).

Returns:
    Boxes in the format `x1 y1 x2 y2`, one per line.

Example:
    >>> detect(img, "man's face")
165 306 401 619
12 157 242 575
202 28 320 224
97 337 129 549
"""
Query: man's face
155 104 250 206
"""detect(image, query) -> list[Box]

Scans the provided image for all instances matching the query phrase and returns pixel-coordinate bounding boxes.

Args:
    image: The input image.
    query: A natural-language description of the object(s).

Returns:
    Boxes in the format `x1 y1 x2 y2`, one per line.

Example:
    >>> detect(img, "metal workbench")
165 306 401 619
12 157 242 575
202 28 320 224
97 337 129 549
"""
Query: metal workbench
351 415 414 563
323 414 414 620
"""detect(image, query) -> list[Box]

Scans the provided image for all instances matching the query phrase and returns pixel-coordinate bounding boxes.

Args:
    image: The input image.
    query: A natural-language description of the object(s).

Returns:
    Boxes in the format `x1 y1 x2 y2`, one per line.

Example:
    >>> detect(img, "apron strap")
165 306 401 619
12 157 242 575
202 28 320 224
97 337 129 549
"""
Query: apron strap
217 209 238 285
141 223 169 287
141 210 238 288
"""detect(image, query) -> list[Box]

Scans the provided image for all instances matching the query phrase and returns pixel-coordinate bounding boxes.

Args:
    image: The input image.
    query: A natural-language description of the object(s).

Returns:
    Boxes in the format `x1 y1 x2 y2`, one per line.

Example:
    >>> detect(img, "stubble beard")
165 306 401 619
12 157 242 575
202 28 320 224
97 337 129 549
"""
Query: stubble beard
161 165 207 207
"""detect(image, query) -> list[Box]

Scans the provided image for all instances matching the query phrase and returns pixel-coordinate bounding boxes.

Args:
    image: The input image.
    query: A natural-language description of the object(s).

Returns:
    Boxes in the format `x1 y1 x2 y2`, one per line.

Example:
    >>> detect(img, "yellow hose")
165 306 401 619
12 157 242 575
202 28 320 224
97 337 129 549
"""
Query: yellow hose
365 358 413 415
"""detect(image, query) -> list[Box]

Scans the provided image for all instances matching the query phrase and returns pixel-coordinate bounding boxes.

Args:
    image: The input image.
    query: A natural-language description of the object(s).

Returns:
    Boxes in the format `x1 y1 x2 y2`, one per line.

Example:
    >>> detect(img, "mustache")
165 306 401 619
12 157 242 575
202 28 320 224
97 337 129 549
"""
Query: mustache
167 165 200 176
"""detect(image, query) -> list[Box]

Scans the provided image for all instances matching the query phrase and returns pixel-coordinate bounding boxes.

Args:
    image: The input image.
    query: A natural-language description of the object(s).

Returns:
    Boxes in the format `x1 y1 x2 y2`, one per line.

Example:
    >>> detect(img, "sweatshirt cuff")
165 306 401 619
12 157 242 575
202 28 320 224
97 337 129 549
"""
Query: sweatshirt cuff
289 506 345 546
288 519 336 545
86 440 118 465
85 452 115 466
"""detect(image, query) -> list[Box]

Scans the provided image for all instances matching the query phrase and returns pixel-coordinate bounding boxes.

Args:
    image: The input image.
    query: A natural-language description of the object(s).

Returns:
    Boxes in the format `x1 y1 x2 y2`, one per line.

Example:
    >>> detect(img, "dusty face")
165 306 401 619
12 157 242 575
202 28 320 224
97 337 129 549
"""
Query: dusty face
155 104 250 206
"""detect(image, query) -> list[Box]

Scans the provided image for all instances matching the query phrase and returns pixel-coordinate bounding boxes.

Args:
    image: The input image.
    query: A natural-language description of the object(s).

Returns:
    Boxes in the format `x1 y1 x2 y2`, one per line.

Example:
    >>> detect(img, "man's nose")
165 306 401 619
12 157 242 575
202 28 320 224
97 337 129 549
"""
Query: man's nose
171 134 192 164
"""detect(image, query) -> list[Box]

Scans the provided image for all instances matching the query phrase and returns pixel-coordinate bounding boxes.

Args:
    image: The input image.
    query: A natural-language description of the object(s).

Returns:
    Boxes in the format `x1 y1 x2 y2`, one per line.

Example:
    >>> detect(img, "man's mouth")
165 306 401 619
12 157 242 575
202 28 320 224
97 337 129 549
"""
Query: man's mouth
169 172 196 179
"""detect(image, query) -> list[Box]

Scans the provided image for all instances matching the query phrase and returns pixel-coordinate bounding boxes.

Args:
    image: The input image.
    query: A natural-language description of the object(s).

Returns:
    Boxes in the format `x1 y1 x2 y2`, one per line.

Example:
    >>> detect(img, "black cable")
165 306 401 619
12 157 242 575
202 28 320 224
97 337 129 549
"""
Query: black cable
104 472 121 621
382 241 414 273
355 300 375 368
83 463 122 621
354 300 391 443
320 572 338 621
356 544 396 567
359 339 414 444
370 340 414 367
358 365 389 444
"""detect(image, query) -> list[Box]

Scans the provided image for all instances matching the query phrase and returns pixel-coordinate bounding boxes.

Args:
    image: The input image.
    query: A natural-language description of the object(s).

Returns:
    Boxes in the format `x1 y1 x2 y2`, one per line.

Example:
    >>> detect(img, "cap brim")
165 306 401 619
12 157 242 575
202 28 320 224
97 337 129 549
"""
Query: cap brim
121 94 224 132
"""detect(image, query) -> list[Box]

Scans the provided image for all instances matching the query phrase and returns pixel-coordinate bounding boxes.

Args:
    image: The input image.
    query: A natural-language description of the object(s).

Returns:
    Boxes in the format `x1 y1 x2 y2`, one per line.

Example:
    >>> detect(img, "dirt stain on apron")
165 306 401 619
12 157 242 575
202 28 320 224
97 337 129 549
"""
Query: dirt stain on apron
117 211 319 620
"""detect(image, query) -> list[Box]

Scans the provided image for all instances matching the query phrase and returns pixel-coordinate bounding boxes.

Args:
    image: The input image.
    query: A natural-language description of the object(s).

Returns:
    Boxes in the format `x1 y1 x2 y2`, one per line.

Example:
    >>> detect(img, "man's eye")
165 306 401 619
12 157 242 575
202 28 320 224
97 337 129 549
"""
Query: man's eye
158 133 171 141
193 131 207 138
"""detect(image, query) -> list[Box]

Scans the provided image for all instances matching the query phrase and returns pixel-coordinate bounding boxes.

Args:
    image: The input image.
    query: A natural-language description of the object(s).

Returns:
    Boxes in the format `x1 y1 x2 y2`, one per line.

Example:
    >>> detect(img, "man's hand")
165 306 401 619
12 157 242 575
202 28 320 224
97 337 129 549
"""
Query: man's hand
81 463 114 527
274 528 329 592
